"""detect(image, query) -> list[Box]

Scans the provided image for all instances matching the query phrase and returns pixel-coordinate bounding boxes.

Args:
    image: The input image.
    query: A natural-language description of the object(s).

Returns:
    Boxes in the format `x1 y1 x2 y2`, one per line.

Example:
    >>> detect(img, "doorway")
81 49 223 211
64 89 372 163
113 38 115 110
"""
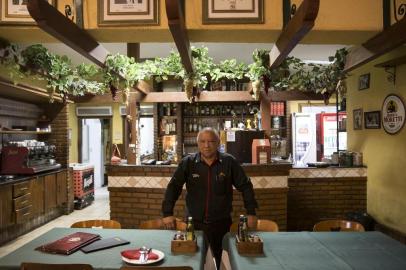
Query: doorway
80 118 111 190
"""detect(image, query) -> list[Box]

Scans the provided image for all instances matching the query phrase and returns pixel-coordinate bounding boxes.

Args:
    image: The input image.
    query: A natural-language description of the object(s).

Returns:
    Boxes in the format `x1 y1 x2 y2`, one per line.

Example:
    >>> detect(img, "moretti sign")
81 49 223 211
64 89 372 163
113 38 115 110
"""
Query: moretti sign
382 94 405 134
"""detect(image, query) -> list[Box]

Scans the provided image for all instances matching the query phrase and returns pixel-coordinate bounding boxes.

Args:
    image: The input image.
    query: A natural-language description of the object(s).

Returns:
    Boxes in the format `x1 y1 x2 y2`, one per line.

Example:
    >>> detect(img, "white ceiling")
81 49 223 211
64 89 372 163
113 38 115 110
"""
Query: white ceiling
29 43 348 66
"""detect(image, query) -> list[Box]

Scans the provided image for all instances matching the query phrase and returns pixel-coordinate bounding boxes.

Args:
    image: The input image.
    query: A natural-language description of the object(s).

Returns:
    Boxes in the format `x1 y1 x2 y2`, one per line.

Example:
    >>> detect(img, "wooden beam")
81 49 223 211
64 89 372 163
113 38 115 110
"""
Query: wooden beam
165 0 194 74
269 0 319 69
141 91 255 103
27 0 148 96
260 89 325 103
27 0 108 66
344 15 406 72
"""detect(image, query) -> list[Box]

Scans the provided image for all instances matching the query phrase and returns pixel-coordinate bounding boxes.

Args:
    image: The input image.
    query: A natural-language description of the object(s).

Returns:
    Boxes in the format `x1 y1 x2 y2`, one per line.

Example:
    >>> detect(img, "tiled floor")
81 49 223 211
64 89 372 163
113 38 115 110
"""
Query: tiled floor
0 187 110 258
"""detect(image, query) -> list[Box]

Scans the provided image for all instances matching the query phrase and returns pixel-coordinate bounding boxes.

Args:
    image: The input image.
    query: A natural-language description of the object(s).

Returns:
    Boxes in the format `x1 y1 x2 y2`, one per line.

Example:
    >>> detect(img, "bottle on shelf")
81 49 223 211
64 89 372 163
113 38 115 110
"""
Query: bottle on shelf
186 216 195 241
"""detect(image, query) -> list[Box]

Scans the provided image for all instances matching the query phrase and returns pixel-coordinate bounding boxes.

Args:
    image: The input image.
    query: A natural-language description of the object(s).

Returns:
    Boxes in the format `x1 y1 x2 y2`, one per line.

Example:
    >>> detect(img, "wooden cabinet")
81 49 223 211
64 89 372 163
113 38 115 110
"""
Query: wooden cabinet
0 185 13 228
12 180 32 224
56 171 67 207
44 174 57 210
30 177 44 216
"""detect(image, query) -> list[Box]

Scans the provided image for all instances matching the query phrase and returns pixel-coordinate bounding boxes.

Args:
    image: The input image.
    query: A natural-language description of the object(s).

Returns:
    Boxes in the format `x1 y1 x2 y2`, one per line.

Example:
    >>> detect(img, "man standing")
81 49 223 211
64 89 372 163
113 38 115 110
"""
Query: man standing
162 127 258 268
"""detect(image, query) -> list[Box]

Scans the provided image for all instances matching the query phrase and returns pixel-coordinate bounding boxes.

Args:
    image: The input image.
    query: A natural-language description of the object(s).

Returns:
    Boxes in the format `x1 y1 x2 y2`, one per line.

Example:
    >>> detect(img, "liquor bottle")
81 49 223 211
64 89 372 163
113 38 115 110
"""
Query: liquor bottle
189 119 193 133
238 215 245 242
242 216 248 241
186 217 195 241
193 119 197 132
195 104 199 116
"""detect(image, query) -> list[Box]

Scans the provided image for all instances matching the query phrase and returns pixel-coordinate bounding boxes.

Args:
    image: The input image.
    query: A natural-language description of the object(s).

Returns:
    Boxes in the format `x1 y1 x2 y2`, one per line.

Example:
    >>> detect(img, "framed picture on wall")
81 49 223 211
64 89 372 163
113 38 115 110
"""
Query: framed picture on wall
98 0 159 26
202 0 264 24
353 108 363 130
364 111 381 129
358 73 370 90
0 0 56 25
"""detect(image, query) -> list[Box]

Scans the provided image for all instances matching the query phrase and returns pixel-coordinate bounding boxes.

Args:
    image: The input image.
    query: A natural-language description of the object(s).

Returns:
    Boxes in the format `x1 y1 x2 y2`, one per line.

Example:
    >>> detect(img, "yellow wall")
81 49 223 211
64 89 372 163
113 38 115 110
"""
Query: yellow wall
2 0 383 43
287 98 336 113
346 47 406 234
68 103 78 163
68 103 124 163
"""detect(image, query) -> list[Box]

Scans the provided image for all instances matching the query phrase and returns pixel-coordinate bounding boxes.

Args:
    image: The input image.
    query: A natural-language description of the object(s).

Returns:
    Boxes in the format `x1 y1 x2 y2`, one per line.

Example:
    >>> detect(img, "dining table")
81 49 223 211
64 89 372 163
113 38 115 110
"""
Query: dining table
222 231 406 270
0 227 206 270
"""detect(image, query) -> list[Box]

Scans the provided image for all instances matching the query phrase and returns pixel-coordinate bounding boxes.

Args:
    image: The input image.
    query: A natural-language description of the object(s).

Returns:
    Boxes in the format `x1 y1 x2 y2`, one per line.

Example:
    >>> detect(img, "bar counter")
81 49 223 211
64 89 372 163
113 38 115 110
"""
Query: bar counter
107 164 367 231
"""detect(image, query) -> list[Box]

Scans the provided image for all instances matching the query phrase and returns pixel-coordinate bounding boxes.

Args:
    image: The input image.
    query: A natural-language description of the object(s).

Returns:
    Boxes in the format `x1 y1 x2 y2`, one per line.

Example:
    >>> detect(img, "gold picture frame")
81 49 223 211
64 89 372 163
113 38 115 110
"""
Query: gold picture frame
0 0 56 25
98 0 159 26
202 0 264 24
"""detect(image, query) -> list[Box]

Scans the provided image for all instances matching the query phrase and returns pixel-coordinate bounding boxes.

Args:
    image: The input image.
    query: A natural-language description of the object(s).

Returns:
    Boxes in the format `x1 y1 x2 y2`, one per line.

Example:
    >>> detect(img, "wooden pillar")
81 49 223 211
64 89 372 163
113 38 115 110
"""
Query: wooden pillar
260 91 271 133
126 43 140 164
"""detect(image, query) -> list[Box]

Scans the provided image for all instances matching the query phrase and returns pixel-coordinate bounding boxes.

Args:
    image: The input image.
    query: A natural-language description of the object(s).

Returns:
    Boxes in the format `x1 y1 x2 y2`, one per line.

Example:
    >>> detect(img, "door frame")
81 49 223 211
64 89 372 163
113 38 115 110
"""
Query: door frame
77 116 112 163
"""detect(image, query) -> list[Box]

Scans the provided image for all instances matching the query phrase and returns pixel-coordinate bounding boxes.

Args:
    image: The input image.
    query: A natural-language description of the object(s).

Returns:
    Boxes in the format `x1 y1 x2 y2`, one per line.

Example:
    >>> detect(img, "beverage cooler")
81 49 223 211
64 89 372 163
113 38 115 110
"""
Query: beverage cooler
292 113 317 165
69 163 95 210
316 112 347 160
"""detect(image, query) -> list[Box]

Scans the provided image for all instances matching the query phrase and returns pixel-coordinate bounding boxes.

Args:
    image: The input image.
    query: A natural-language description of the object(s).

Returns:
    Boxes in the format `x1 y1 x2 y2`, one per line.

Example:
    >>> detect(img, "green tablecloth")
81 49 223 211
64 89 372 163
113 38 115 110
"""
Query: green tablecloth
223 231 406 270
0 228 205 270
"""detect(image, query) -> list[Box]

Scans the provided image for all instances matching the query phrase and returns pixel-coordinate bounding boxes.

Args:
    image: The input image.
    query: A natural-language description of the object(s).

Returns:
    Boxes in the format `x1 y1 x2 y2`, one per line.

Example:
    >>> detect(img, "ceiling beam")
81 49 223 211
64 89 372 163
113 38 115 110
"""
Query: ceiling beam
27 0 147 96
344 15 406 72
27 0 108 67
165 0 194 74
269 0 320 69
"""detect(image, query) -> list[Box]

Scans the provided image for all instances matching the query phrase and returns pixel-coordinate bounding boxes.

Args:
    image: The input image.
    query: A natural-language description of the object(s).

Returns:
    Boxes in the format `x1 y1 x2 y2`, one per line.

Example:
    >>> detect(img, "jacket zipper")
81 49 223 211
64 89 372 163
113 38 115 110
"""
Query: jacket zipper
205 167 211 221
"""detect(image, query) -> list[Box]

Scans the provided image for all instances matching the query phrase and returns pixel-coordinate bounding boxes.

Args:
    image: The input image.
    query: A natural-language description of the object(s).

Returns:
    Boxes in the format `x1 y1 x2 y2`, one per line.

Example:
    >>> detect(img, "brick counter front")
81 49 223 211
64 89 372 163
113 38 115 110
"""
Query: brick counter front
288 167 367 231
106 164 290 230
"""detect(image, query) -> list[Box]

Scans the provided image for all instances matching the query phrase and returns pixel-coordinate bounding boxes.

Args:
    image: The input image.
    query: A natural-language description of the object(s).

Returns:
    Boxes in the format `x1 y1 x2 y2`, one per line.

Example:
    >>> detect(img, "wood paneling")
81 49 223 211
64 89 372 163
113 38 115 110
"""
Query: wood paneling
30 177 45 216
0 185 13 228
44 174 57 210
56 172 67 206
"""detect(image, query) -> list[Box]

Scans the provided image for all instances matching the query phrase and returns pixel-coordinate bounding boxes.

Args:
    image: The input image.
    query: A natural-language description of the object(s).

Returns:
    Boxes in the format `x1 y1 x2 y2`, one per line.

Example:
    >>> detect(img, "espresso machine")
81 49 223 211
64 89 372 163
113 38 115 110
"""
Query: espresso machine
1 140 61 174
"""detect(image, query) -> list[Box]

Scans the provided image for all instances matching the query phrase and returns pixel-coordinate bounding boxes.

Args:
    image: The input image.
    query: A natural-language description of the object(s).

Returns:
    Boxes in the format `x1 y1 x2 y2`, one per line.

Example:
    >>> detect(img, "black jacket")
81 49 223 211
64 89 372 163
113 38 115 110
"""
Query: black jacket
162 152 258 222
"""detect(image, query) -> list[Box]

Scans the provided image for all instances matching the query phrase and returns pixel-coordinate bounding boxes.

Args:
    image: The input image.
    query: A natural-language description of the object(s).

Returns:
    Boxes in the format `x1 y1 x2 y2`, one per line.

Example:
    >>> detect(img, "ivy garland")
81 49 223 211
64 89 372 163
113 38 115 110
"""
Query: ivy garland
0 39 347 103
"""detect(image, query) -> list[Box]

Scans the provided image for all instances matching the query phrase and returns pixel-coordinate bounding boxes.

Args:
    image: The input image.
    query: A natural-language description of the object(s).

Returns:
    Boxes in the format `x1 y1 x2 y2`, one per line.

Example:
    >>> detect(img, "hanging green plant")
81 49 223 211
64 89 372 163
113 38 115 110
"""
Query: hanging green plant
103 53 142 104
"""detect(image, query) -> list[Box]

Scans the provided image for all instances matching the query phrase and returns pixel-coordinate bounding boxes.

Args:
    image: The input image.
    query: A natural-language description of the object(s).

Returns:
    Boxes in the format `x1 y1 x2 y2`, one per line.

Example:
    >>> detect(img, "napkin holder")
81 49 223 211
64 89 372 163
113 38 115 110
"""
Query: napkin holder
171 238 197 253
235 235 263 255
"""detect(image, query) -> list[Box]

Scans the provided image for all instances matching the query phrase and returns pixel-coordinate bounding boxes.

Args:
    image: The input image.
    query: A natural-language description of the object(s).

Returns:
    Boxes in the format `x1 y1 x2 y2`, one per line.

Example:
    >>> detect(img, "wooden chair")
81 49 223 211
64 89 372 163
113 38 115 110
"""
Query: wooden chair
138 218 186 231
313 219 365 232
120 267 192 270
70 219 121 229
230 219 279 232
21 263 93 270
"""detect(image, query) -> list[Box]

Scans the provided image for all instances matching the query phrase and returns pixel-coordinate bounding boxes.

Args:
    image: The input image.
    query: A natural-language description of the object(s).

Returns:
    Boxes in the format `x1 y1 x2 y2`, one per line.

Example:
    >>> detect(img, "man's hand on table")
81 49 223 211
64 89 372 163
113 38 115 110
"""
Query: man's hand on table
162 216 176 229
247 215 258 229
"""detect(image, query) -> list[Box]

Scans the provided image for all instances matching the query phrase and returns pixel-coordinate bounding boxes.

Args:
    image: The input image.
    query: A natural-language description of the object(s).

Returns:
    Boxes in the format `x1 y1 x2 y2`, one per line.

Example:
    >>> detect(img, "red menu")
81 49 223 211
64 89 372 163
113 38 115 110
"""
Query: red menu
36 232 100 255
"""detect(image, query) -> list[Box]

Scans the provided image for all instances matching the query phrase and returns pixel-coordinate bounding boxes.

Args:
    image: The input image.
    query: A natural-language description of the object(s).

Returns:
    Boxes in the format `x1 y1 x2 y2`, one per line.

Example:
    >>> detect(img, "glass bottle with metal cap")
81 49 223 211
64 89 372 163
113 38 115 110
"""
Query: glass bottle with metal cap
186 217 195 241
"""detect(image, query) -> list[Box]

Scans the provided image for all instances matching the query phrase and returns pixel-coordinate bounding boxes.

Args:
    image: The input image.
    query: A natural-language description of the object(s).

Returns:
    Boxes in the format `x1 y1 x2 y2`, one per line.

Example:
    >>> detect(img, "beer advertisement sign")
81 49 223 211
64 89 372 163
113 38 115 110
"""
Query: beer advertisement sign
382 94 405 134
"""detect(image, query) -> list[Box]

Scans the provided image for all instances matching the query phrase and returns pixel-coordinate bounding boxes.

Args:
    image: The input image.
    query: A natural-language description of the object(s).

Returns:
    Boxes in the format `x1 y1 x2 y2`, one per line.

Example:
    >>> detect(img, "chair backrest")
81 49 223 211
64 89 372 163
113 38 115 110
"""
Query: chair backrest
21 263 93 270
70 219 121 229
230 219 279 232
313 219 365 232
138 218 186 231
120 267 192 270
